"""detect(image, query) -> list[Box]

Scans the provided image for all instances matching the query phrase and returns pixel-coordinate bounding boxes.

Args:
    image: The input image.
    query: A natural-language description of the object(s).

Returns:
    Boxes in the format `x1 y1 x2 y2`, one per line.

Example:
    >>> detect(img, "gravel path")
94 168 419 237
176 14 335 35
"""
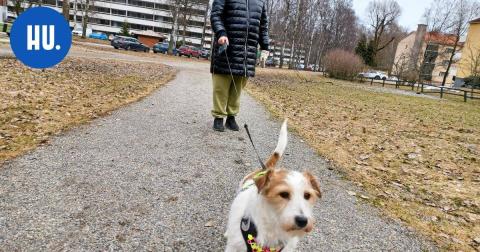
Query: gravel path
0 45 436 251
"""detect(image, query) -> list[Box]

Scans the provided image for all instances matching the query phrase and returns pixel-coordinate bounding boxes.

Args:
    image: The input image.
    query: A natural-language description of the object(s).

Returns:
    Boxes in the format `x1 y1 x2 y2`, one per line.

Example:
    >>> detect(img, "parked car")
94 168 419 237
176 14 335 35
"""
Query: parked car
265 57 275 67
200 49 210 59
359 70 388 80
111 36 150 52
178 46 201 58
387 76 400 82
153 42 177 55
89 32 108 40
72 26 93 37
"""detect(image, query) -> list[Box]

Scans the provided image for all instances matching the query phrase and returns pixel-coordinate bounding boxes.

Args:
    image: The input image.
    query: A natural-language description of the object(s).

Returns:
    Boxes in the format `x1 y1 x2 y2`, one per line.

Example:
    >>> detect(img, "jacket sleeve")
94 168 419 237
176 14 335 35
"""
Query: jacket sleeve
259 1 269 50
210 0 227 39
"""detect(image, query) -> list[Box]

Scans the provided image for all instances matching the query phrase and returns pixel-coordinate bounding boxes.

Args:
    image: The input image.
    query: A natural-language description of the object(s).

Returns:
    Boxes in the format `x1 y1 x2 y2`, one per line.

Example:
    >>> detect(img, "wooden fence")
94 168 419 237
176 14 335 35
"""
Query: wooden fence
358 77 480 102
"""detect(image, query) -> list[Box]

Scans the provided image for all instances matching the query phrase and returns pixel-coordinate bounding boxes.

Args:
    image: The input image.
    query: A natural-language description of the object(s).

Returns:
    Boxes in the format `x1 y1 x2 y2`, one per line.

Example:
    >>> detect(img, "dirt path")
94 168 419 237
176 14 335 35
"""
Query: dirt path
0 45 436 251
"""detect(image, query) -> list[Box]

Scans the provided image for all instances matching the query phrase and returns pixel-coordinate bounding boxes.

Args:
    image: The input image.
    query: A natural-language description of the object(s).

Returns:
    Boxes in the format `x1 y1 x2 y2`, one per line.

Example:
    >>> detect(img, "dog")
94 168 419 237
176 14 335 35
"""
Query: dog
225 120 321 252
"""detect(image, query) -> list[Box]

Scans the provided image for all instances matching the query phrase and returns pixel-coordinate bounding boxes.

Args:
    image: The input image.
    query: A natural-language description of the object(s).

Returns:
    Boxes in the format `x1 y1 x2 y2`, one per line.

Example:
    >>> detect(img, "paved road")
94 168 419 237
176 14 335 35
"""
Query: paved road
0 45 436 251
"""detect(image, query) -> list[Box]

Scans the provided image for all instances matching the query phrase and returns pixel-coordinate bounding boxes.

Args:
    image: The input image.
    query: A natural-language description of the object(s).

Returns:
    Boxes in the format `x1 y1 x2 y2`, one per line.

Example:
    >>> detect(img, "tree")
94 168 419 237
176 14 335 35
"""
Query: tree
80 0 94 38
355 34 376 67
424 0 480 86
120 20 130 36
62 0 70 21
366 0 401 60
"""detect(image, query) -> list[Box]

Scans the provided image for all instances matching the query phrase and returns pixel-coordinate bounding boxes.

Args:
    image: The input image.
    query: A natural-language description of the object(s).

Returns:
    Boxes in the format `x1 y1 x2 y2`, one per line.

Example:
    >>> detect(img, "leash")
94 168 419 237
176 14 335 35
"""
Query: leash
244 124 267 170
220 43 239 95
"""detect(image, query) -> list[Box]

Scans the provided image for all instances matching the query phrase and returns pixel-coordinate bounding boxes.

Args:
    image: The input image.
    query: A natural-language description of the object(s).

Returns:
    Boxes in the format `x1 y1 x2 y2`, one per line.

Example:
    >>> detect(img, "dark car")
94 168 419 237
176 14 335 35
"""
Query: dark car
111 36 150 52
200 48 210 59
153 42 177 55
265 57 275 67
178 46 200 58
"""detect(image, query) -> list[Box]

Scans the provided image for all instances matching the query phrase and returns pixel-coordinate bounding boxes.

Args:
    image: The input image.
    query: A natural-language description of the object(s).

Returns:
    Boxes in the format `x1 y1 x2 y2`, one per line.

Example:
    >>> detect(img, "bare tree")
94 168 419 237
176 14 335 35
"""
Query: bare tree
79 0 94 38
62 0 70 21
424 0 480 86
200 1 210 49
366 0 401 58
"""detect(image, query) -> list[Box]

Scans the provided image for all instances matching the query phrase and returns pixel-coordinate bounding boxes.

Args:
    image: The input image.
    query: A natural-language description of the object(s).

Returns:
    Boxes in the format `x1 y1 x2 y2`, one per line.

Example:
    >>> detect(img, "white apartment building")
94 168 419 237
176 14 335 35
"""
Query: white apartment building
5 0 212 48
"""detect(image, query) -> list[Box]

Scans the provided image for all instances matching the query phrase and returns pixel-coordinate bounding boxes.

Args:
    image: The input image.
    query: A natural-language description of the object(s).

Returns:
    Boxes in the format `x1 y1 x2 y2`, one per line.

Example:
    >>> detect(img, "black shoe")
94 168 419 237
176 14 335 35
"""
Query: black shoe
213 118 225 132
225 116 239 131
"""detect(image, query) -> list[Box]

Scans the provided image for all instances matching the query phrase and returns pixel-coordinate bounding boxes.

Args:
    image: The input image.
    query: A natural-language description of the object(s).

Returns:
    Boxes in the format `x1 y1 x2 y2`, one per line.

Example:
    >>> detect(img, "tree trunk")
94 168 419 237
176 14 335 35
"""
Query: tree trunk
168 7 178 55
200 3 209 49
81 0 89 38
441 36 460 86
62 0 70 21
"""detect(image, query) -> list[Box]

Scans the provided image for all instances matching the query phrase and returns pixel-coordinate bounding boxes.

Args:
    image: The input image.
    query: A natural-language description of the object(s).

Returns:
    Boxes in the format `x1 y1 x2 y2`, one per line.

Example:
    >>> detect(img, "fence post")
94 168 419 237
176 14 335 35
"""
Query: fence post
440 87 444 98
411 83 414 90
464 91 467 102
370 78 374 85
382 79 385 87
2 24 7 33
421 83 424 93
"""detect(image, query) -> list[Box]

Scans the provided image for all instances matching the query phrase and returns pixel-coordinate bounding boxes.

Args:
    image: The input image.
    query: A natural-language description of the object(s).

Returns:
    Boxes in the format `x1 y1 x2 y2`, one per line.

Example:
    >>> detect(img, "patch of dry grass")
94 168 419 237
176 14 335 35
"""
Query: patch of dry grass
0 57 176 165
248 68 480 251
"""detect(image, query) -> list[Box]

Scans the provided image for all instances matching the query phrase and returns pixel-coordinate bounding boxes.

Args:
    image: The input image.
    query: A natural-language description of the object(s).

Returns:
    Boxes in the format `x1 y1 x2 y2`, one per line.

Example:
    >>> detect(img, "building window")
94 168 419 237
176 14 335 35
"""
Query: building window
439 72 446 77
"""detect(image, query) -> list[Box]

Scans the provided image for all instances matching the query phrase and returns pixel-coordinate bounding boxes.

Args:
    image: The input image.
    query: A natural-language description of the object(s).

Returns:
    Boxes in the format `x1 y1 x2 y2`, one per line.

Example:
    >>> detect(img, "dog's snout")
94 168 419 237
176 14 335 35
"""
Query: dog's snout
294 215 308 228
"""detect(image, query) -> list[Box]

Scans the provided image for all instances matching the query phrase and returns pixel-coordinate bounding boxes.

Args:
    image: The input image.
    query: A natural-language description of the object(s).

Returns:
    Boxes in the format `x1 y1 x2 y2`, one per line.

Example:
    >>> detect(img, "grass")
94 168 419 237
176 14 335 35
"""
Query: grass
0 57 176 165
248 68 480 251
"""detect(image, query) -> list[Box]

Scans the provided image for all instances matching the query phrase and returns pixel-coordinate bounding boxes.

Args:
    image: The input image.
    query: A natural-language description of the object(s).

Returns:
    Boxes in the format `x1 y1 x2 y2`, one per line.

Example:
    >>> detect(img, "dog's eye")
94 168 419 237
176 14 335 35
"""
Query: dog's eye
279 192 290 199
304 192 311 200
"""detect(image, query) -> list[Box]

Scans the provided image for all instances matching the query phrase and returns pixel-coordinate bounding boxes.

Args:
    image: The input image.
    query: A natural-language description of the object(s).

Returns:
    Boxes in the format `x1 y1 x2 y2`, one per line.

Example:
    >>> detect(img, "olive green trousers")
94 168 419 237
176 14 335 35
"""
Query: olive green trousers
211 74 248 118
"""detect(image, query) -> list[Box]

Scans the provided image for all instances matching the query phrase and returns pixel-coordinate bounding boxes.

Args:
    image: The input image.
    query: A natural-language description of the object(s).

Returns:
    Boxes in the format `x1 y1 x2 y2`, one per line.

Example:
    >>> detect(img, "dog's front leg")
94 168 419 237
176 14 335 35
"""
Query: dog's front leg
281 238 299 252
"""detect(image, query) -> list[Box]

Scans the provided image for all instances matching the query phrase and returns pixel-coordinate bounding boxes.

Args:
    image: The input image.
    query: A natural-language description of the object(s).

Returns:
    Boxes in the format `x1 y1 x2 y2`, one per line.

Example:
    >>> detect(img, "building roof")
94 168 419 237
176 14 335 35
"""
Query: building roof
424 32 458 46
470 17 480 24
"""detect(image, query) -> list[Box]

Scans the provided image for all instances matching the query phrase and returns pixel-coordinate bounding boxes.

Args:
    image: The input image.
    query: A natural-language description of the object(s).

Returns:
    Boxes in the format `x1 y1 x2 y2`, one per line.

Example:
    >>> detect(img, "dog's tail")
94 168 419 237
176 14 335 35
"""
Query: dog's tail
265 119 288 168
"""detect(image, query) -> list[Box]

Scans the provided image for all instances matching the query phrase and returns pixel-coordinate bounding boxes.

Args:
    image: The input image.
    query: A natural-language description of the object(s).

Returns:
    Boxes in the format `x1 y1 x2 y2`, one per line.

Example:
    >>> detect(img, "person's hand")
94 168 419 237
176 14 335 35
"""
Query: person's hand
218 36 229 45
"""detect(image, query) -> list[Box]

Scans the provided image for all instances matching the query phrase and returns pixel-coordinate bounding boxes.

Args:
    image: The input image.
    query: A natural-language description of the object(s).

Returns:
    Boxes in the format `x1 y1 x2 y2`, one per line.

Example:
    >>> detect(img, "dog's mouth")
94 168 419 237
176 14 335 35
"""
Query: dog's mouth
284 223 314 234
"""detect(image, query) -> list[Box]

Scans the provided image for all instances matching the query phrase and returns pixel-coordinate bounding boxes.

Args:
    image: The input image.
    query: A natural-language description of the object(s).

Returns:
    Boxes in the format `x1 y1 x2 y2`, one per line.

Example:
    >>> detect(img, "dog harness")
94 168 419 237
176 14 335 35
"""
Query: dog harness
241 217 283 252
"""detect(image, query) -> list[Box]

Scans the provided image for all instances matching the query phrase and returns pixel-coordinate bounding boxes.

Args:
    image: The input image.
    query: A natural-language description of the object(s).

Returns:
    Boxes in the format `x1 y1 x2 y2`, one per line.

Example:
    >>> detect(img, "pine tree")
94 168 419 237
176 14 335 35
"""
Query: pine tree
120 21 130 36
365 40 376 67
355 35 376 67
355 35 367 59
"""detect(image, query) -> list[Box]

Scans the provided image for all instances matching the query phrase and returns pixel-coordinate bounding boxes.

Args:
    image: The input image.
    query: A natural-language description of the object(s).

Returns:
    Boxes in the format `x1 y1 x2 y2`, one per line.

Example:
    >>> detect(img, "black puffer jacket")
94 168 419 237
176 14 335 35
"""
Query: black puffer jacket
210 0 269 77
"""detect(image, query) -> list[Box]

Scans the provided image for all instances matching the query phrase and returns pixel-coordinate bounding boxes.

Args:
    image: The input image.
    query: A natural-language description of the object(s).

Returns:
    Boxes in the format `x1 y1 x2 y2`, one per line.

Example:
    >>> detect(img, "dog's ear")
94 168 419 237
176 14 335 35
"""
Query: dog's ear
255 169 273 193
265 153 280 169
304 171 322 198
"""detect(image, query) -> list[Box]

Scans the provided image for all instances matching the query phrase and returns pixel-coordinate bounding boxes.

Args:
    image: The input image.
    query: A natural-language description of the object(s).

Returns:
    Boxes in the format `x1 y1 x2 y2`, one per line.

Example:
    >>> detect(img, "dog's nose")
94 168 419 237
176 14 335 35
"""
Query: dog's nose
294 215 308 228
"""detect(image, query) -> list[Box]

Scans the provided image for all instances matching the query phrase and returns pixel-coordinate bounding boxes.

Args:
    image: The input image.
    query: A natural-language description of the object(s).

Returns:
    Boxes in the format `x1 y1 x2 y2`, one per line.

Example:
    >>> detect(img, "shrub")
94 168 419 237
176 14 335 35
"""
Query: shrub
464 76 480 89
324 49 364 80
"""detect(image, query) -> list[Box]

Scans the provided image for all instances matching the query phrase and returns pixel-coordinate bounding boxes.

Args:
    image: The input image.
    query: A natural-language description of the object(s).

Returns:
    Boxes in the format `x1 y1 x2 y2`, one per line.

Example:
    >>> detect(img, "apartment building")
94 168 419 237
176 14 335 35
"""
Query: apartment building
393 24 461 85
5 0 212 48
457 18 480 81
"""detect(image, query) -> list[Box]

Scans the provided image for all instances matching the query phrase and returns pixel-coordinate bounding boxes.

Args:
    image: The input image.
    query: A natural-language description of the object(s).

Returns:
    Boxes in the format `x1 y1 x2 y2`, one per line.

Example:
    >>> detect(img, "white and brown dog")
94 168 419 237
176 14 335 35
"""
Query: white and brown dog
225 120 321 252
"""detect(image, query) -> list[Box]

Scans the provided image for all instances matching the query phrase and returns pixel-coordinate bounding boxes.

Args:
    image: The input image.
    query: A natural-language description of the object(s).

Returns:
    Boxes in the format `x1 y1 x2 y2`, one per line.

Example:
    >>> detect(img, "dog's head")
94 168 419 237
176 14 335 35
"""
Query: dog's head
255 166 321 236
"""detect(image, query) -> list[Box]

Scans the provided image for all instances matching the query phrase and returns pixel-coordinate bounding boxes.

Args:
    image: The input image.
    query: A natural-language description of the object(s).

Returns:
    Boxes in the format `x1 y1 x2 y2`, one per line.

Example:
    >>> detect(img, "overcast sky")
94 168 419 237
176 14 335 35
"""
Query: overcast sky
352 0 435 32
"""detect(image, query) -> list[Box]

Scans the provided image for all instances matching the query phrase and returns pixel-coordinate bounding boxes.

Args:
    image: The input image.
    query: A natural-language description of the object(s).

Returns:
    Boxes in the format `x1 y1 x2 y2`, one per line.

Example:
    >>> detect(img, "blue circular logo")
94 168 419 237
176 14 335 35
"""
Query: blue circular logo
10 7 72 69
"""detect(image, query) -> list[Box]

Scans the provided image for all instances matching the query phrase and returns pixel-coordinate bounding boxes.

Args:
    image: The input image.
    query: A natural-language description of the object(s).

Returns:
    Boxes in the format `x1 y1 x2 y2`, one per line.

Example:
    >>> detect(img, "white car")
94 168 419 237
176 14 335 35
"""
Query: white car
360 70 388 80
72 26 92 37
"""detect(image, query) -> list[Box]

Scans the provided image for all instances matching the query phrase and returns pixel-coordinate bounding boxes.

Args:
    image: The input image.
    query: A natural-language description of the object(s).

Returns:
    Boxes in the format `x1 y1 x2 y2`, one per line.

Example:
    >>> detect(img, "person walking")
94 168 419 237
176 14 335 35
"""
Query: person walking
210 0 269 132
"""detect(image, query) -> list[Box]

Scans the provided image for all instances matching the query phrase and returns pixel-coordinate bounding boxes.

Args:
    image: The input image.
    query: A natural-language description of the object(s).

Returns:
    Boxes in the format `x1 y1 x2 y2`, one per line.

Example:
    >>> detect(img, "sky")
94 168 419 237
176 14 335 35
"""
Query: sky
352 0 435 32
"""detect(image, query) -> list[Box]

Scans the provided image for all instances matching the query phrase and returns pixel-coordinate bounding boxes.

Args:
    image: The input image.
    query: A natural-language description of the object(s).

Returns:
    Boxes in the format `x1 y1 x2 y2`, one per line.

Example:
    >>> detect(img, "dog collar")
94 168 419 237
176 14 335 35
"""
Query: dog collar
241 217 284 252
241 171 268 191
